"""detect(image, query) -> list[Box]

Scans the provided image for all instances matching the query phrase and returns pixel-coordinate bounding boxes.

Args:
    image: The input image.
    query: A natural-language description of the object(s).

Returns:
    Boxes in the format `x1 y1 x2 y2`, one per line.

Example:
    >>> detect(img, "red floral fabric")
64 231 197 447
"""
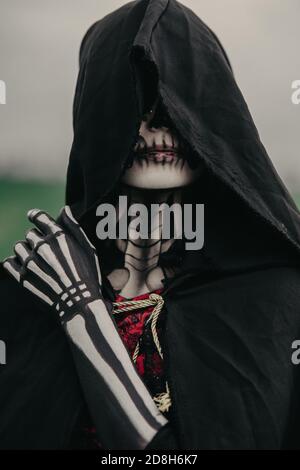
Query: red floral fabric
114 288 164 379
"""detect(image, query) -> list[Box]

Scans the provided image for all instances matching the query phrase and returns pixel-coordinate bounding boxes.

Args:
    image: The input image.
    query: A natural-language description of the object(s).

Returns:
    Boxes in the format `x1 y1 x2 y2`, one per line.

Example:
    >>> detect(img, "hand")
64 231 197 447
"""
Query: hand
3 205 168 449
3 206 104 324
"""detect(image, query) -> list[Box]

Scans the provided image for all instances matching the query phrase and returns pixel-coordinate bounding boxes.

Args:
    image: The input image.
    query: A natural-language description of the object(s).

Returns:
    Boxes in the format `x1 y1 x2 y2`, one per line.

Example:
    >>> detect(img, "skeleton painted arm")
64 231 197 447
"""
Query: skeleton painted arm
3 206 171 449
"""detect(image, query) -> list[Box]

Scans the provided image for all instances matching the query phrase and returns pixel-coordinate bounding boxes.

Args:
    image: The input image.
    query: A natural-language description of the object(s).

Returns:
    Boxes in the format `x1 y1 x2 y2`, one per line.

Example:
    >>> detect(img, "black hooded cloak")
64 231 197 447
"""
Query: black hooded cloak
1 0 300 449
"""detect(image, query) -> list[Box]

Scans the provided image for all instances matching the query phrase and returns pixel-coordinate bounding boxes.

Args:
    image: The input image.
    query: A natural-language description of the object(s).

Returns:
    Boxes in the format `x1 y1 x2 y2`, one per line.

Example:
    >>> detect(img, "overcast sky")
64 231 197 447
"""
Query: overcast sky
0 0 299 191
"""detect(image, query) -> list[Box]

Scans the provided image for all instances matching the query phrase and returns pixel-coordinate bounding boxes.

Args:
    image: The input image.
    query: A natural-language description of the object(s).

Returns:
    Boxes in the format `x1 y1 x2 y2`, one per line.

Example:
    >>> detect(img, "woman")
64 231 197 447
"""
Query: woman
1 0 300 450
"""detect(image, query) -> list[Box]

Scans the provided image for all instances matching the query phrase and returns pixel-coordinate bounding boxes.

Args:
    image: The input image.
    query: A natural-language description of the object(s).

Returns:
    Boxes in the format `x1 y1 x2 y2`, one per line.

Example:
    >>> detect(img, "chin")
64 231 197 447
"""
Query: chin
121 158 201 189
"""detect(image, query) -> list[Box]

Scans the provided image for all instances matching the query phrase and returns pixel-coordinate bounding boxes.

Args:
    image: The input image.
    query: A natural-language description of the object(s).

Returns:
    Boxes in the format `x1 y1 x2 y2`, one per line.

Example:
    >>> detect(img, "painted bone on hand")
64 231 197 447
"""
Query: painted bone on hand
3 206 103 323
3 206 168 450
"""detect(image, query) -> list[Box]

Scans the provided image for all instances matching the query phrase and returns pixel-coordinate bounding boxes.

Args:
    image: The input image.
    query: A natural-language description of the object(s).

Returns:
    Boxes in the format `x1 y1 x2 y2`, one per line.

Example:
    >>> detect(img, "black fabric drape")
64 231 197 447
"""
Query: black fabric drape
1 0 300 449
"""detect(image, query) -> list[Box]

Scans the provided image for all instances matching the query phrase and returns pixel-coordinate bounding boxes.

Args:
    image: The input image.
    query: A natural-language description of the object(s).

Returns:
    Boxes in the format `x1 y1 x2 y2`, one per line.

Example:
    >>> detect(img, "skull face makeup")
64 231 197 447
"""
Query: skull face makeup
121 96 202 189
115 97 202 298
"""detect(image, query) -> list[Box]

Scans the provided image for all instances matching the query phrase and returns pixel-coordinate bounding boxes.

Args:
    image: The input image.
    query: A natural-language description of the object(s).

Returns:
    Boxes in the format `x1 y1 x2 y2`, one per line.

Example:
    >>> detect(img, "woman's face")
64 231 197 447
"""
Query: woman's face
121 97 201 189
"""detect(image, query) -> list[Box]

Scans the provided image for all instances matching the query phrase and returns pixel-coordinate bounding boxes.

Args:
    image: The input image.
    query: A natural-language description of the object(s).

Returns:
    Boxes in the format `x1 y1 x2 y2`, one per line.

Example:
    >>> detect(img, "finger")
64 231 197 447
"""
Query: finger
4 255 54 307
27 209 62 236
60 205 102 285
27 224 81 288
26 225 73 289
23 280 54 306
36 242 72 288
26 258 63 295
3 256 22 282
14 241 31 264
26 228 44 249
59 205 95 249
55 232 81 283
27 212 73 289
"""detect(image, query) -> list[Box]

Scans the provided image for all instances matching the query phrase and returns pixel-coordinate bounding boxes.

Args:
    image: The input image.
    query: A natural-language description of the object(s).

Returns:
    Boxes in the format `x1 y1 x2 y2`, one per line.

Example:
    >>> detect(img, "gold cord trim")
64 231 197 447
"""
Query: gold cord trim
112 293 171 413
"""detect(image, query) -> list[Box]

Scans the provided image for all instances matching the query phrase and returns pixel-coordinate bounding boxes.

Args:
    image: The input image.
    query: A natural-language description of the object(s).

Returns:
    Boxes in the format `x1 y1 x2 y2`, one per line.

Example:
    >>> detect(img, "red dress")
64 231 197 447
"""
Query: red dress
114 288 165 387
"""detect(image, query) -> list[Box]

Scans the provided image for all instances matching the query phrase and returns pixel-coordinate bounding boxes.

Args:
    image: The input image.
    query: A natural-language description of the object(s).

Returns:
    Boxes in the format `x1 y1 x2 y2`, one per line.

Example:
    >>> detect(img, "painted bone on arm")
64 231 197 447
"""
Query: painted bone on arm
3 206 176 449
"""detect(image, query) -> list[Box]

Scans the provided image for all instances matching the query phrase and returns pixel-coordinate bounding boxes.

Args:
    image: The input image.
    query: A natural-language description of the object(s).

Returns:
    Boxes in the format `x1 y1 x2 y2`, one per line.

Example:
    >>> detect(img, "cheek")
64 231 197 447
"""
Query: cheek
121 160 201 189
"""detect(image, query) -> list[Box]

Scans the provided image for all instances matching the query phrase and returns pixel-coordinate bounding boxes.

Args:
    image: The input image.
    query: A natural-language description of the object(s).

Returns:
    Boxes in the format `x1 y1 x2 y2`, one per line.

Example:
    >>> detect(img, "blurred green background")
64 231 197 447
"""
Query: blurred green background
0 179 300 260
0 180 65 259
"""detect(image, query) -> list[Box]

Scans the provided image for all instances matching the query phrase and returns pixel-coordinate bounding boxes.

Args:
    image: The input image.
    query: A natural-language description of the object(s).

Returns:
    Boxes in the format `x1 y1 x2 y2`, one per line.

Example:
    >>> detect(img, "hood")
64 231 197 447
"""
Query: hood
65 0 300 279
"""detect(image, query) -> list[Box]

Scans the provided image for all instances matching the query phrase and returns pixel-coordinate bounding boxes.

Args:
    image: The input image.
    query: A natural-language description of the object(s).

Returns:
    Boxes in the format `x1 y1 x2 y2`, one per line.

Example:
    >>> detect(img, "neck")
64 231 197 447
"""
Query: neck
107 186 182 298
